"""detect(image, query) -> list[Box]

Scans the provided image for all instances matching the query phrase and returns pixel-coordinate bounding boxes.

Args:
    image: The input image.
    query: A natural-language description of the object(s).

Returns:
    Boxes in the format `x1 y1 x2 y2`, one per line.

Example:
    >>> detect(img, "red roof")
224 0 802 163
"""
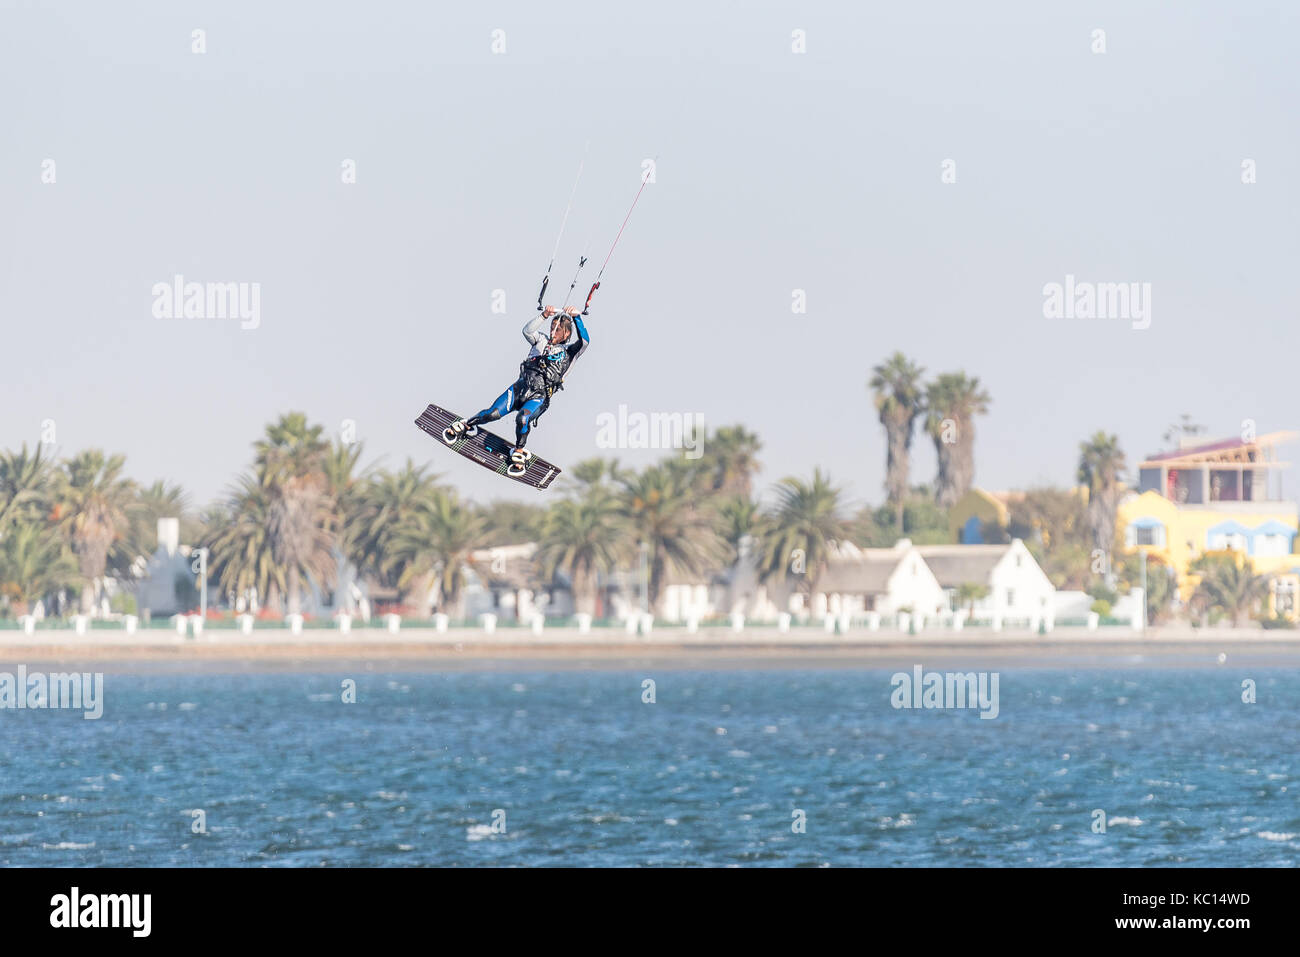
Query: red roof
1145 437 1248 463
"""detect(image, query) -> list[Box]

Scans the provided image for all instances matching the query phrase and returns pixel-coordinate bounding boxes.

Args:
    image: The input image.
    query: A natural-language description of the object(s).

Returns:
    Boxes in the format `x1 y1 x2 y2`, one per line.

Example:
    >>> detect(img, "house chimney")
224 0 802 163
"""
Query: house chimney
157 517 179 556
895 538 912 550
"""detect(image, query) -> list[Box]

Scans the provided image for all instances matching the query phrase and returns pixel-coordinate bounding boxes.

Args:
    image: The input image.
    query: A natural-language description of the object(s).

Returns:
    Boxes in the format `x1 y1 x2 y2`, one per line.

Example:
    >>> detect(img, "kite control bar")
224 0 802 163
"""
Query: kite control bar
535 152 651 316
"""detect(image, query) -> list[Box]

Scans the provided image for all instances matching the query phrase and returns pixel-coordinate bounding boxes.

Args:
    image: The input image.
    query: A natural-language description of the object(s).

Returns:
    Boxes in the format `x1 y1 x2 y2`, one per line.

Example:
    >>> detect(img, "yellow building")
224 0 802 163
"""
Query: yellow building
1117 432 1300 618
948 489 1020 544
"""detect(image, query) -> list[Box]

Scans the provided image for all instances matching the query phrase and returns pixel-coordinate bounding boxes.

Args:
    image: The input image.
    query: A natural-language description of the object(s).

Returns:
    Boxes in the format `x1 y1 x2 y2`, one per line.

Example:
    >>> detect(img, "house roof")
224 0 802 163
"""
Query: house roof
820 541 909 594
1140 431 1296 468
914 544 1010 587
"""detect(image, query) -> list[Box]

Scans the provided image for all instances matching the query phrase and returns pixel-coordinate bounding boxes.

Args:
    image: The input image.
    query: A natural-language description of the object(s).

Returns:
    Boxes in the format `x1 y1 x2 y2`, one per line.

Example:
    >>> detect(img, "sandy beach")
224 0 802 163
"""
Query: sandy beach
2 626 1299 672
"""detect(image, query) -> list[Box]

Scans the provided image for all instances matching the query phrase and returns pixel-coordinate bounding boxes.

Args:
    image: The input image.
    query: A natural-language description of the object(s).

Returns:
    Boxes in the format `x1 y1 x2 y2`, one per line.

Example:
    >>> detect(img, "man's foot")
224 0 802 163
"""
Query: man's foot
442 419 478 443
506 447 533 476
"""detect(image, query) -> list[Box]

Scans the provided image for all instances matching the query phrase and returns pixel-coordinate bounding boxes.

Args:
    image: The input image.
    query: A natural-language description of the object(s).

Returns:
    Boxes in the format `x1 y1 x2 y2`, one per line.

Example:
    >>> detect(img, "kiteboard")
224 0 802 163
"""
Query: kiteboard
414 403 561 490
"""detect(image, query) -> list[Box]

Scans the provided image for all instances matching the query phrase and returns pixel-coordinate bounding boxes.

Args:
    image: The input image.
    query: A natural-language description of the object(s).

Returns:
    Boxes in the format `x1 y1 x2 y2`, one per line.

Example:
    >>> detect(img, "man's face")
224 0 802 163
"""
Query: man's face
549 320 568 344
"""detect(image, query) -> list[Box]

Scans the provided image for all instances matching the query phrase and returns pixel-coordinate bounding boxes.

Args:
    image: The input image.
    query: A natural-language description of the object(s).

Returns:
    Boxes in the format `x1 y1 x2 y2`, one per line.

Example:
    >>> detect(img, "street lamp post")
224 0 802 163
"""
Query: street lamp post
1139 549 1147 636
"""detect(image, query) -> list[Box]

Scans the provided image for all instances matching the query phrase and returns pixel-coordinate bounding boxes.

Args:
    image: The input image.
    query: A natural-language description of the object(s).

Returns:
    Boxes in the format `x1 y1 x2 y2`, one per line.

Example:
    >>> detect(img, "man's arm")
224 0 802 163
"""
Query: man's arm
566 314 590 360
522 314 549 348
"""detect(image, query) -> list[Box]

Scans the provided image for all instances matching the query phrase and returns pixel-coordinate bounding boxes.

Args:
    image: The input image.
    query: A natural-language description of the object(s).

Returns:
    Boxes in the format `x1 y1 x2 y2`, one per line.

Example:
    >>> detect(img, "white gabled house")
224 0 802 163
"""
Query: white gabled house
915 539 1056 627
812 539 948 623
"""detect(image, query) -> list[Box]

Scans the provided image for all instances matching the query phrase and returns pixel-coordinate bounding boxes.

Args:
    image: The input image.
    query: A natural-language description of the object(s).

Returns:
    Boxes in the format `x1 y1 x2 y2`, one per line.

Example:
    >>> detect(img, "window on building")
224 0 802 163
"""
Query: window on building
1005 588 1015 607
1254 534 1291 558
1208 532 1247 552
1127 522 1166 547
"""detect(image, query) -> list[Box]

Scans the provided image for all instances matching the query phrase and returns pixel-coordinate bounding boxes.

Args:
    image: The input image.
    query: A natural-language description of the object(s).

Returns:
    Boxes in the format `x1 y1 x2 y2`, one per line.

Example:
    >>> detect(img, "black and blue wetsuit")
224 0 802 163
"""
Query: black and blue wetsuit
465 313 590 449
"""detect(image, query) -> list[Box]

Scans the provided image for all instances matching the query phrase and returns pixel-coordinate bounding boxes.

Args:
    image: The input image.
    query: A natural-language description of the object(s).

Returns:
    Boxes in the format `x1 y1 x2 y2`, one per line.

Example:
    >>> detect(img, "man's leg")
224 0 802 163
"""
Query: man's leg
462 383 516 428
513 395 548 449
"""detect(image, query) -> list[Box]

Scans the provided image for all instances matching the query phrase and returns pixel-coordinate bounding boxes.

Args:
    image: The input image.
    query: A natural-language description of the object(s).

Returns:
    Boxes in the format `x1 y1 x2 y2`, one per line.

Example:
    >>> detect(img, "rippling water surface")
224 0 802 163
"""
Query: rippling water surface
1 669 1296 866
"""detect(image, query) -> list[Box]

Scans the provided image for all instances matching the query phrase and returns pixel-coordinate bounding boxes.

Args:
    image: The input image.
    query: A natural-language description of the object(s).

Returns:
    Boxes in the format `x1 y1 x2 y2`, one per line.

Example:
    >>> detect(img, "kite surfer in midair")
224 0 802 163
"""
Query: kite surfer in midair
447 305 590 472
428 152 649 481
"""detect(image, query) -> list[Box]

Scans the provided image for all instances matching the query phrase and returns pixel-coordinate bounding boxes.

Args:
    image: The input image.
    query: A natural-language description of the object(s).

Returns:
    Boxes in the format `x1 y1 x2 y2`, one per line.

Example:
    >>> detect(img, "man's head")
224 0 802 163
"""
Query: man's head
549 314 573 345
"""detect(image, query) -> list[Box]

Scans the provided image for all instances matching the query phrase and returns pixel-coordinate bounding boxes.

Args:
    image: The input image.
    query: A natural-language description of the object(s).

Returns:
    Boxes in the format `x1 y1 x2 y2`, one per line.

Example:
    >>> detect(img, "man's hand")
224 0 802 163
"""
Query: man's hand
563 306 581 316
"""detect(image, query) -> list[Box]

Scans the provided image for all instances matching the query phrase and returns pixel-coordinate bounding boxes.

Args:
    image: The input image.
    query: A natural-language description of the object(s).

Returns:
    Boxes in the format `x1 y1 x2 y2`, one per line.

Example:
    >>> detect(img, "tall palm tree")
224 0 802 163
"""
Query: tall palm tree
536 490 627 616
387 489 485 619
618 465 726 616
56 450 137 614
254 413 336 615
869 353 926 532
924 372 991 508
1077 432 1127 569
756 468 848 602
205 474 284 612
0 520 77 615
705 425 763 497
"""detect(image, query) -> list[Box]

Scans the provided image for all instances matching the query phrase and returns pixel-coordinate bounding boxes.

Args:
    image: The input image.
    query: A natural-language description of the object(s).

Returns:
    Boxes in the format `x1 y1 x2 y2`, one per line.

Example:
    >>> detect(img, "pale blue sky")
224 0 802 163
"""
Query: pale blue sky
2 0 1297 511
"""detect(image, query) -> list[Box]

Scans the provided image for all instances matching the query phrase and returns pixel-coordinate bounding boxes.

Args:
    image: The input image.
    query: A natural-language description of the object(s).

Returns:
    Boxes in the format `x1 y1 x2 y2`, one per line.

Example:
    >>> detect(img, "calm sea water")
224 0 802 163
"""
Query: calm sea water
1 669 1296 866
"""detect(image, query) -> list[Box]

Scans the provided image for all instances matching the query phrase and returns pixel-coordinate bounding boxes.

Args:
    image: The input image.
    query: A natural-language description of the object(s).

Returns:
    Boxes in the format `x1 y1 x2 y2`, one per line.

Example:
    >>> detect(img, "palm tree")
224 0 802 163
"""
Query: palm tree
125 480 192 557
0 443 54 536
323 439 374 568
924 372 991 508
1190 554 1268 627
565 457 632 493
756 468 848 603
704 425 763 497
0 520 77 615
205 474 284 612
350 460 443 600
618 465 726 616
536 491 627 617
254 413 336 615
477 500 547 547
714 494 768 567
55 450 137 614
1077 432 1127 570
870 353 926 532
956 582 990 616
387 489 485 619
